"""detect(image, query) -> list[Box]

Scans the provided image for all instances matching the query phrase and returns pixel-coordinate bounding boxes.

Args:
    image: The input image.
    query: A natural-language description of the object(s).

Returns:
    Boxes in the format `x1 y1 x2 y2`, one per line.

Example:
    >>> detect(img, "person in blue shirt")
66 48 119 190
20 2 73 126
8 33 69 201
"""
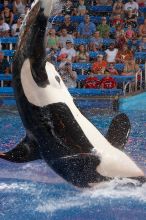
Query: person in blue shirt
78 15 96 38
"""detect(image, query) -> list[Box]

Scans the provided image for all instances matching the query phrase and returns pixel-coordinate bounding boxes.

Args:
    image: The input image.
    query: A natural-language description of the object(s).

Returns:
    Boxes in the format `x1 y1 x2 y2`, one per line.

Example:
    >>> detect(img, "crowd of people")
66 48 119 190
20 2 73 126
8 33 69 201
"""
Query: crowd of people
0 0 146 89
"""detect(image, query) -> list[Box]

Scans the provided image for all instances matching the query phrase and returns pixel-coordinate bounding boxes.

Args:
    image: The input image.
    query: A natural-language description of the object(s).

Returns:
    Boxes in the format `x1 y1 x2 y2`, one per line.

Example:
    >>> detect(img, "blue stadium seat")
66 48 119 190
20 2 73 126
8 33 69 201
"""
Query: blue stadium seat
69 88 123 96
89 51 105 59
0 37 17 44
0 50 15 56
89 6 113 13
135 52 146 60
74 38 89 45
72 63 92 70
139 7 146 13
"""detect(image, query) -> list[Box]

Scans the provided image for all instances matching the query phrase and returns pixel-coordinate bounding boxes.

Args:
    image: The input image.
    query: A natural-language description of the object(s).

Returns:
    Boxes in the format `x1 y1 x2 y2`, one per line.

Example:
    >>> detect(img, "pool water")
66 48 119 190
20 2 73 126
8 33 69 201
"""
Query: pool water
0 98 146 220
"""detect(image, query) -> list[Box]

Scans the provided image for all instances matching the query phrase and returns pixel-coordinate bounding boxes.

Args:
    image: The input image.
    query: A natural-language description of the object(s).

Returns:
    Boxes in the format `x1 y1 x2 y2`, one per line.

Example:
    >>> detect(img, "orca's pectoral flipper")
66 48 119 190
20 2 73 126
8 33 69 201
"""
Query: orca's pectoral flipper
0 136 41 163
50 153 109 188
106 113 131 150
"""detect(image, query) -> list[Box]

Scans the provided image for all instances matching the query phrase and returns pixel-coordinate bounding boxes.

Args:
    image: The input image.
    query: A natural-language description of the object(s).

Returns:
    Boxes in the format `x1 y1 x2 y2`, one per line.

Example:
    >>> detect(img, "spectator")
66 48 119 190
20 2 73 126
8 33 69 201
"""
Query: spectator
89 31 103 51
122 57 141 76
59 15 76 35
0 16 10 37
75 44 89 63
78 0 87 16
92 54 107 74
46 28 59 51
112 0 124 16
101 75 117 89
59 62 77 88
13 0 26 16
1 7 14 26
84 74 101 89
136 0 145 7
124 0 139 16
105 63 119 75
125 24 136 41
111 14 124 27
116 44 133 63
0 52 10 74
124 8 138 28
139 36 146 52
62 0 74 15
11 16 22 37
59 28 74 48
105 43 118 64
78 15 96 38
46 48 57 66
115 24 127 49
139 19 146 38
59 40 76 62
97 17 110 38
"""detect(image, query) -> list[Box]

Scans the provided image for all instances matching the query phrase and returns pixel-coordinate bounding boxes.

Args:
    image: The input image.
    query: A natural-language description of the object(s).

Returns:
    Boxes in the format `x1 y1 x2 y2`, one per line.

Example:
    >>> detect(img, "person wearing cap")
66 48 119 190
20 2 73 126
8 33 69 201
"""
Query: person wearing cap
78 15 96 38
59 40 76 62
92 54 107 74
97 17 110 38
59 28 74 48
59 62 77 88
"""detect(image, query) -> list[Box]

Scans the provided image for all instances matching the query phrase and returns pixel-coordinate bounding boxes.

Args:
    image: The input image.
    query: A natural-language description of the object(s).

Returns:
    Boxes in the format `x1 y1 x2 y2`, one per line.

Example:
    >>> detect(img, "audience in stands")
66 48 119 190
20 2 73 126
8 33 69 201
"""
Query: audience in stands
0 0 145 90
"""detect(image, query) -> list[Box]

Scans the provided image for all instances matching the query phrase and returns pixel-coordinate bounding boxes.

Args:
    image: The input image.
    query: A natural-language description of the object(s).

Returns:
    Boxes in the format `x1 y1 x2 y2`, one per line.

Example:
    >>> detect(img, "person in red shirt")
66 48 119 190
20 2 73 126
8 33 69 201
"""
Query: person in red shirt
92 54 107 74
84 74 101 89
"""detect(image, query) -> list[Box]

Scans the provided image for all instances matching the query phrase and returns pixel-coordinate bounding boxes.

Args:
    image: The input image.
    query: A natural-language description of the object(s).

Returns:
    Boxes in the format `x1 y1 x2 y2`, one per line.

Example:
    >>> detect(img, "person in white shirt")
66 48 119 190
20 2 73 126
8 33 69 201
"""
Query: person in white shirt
105 43 118 63
59 28 74 48
59 40 76 62
0 16 10 37
124 0 139 15
11 16 23 37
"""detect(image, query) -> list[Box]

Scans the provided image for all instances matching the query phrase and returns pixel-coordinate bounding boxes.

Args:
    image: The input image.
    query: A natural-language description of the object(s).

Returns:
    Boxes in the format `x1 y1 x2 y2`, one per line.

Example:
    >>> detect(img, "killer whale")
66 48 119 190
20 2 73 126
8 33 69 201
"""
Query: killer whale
0 0 145 188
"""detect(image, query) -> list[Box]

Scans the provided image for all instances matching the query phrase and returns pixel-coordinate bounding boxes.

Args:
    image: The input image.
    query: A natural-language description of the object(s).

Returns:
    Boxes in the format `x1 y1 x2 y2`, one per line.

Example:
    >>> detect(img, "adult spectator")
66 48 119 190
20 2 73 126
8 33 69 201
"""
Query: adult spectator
11 16 22 37
75 44 89 63
13 0 26 16
112 0 124 16
139 36 146 51
89 31 103 51
115 24 127 49
59 15 76 35
124 0 139 16
124 8 138 28
78 0 87 16
101 75 117 89
59 62 77 88
46 48 57 66
116 44 133 63
46 28 59 51
59 40 76 62
92 54 107 74
59 28 74 48
97 17 110 38
0 16 10 37
0 52 10 74
84 74 101 89
122 57 141 76
62 0 74 15
105 43 118 64
1 7 14 26
139 19 146 38
125 24 136 41
78 15 96 38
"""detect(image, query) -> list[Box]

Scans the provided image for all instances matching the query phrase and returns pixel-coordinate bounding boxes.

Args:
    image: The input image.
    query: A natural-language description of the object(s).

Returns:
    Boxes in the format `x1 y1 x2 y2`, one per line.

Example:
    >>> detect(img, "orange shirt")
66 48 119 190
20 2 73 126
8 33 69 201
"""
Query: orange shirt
92 61 107 74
